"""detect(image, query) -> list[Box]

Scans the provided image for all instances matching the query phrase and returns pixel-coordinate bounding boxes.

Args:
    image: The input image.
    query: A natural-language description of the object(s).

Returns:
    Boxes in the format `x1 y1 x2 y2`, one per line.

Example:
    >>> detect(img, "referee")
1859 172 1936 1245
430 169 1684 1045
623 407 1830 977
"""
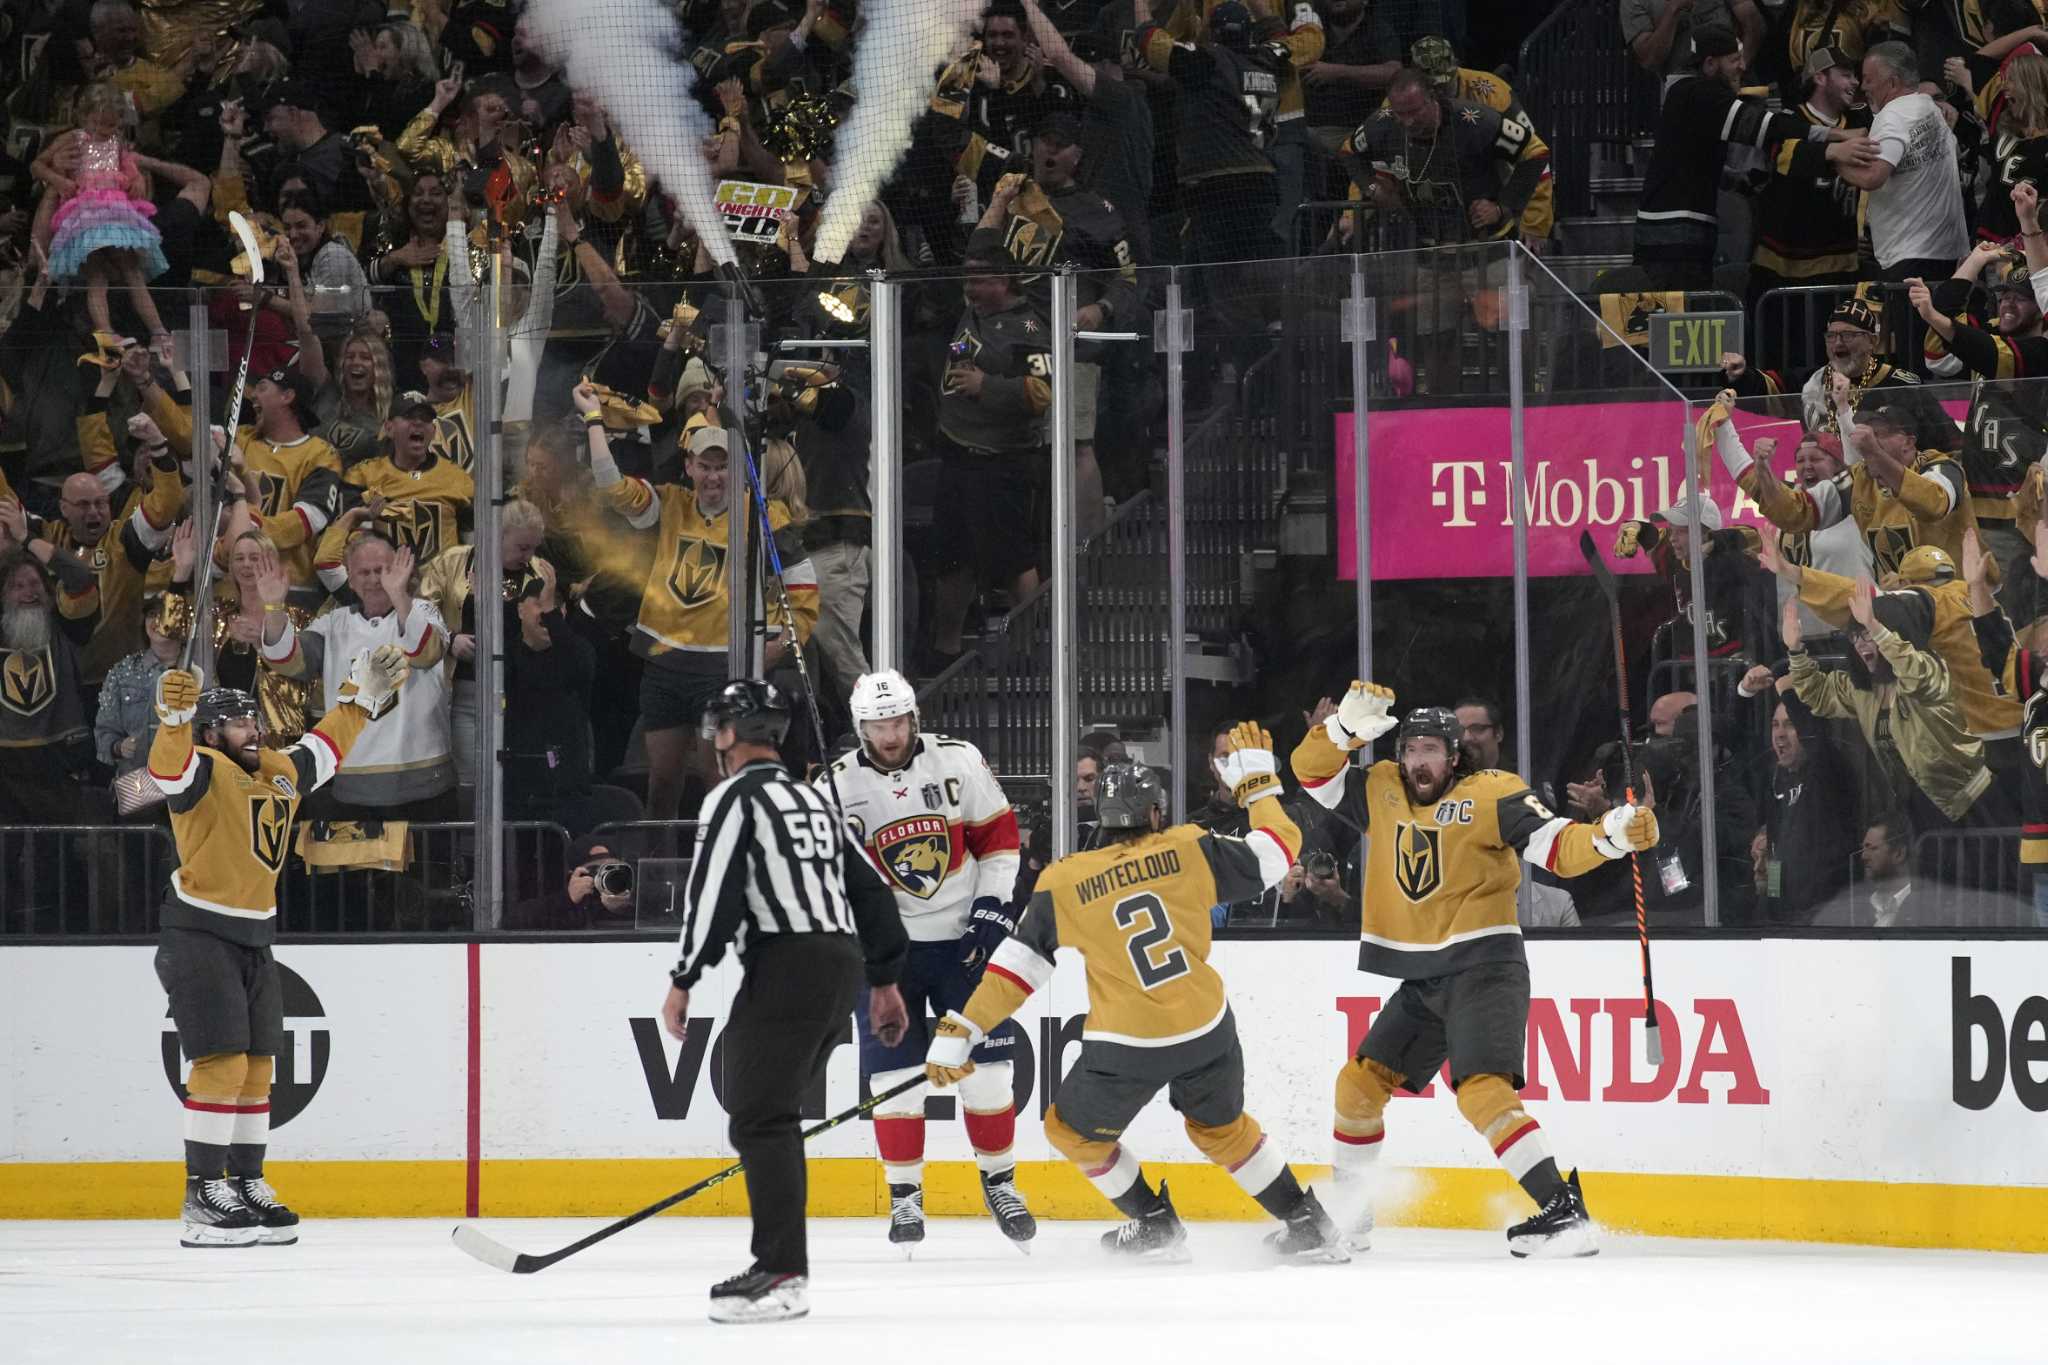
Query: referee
659 679 909 1325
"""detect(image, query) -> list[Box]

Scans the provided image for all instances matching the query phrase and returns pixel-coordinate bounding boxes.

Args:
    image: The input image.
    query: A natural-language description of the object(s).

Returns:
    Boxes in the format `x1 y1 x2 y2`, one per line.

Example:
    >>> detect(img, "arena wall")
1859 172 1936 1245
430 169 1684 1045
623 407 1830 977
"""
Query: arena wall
4 939 2044 1251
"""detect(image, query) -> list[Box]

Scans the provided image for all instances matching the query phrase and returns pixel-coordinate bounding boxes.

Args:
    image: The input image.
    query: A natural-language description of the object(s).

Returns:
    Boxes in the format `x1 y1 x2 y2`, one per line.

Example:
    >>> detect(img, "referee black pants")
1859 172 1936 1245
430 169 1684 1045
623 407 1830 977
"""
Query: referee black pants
721 932 862 1277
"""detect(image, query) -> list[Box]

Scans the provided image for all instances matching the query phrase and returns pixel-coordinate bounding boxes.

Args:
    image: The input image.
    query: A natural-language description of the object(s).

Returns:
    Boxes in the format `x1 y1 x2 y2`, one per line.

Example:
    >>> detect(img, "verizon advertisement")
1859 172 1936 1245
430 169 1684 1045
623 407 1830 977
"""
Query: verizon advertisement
4 940 2046 1192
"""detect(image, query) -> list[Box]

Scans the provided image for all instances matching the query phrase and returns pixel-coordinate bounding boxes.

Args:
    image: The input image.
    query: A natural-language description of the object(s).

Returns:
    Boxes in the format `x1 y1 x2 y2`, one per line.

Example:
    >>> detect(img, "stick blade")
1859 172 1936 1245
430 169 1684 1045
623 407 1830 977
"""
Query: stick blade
451 1222 534 1274
227 210 264 289
1644 1017 1664 1067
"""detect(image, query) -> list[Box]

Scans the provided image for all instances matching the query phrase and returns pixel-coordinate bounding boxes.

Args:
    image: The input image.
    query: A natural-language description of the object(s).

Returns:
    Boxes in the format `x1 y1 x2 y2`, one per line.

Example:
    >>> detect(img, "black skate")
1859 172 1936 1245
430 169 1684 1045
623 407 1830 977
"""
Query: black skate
887 1182 925 1250
981 1170 1037 1251
235 1176 300 1245
1264 1189 1351 1264
1507 1168 1599 1259
180 1176 261 1248
707 1267 809 1324
1100 1181 1190 1264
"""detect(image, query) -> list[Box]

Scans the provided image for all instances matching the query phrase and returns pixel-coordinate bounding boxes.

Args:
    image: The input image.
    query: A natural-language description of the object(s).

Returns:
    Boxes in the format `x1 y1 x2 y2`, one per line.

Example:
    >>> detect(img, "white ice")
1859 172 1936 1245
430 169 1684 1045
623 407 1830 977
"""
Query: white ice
4 1216 2042 1364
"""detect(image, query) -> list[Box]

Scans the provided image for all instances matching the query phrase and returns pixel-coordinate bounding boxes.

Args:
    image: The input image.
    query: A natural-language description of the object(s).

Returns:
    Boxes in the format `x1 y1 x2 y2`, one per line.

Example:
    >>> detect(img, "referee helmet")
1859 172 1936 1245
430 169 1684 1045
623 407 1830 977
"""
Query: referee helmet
700 678 792 744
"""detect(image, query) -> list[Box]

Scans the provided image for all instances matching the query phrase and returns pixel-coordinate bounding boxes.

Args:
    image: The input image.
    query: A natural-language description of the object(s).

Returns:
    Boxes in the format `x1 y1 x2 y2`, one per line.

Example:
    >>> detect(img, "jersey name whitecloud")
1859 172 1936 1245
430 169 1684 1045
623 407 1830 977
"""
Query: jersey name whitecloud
1074 848 1184 905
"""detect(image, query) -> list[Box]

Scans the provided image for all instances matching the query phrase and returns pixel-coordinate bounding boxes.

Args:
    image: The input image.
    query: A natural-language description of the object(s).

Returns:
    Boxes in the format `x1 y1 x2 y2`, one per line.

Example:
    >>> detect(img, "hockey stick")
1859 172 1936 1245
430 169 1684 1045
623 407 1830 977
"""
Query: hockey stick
176 209 266 673
449 1072 924 1274
732 397 841 810
1578 531 1663 1066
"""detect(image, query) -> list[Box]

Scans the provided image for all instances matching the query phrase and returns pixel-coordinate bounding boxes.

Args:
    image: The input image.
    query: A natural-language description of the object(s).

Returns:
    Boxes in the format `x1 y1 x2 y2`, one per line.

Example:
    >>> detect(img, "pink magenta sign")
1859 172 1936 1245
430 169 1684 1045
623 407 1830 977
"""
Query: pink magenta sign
1334 402 1791 580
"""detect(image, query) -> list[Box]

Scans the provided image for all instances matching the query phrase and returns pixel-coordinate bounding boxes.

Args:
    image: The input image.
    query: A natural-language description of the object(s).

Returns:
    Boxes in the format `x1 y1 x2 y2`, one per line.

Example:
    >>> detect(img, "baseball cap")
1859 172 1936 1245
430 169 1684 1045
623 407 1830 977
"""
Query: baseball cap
263 366 317 419
1037 112 1083 148
1654 492 1724 531
1862 404 1915 433
687 426 732 457
1887 544 1956 585
1803 45 1851 78
269 78 322 116
394 390 438 422
1993 262 2034 295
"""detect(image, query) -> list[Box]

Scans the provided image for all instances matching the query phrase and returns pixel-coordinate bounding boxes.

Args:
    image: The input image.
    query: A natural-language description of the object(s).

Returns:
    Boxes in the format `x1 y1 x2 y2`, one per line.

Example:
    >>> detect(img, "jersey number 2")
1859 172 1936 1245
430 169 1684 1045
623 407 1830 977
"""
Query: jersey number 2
1114 892 1191 990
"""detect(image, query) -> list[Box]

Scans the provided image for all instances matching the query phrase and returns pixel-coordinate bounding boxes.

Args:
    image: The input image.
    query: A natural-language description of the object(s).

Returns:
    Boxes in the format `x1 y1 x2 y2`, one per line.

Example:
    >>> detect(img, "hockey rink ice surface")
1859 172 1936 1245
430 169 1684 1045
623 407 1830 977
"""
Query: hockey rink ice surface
6 1216 2043 1363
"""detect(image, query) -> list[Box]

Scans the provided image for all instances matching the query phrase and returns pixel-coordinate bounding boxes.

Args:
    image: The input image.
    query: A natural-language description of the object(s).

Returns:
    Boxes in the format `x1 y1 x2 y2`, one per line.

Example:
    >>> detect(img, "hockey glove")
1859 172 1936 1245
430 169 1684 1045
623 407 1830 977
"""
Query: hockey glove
1217 722 1282 806
1594 803 1659 859
339 644 407 721
155 667 202 725
960 896 1017 977
1327 680 1396 751
925 1011 984 1087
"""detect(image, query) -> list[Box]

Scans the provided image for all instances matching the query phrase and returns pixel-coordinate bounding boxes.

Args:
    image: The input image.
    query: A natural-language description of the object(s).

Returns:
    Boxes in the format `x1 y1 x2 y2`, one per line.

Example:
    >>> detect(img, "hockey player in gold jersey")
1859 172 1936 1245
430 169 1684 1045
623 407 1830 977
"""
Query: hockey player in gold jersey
149 646 405 1248
927 727 1349 1264
1291 685 1659 1258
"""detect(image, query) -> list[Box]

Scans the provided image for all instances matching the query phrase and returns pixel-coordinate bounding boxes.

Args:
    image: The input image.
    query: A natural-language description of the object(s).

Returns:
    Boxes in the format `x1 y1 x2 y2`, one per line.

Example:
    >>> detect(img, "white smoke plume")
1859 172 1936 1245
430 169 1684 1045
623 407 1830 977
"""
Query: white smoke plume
526 0 735 268
812 0 983 264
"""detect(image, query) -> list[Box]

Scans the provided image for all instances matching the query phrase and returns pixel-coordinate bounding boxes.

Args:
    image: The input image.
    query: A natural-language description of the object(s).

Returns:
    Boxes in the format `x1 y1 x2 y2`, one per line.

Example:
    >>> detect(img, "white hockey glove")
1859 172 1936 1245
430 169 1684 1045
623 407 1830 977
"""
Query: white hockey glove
924 1011 984 1087
339 644 407 721
154 665 202 725
1216 721 1282 806
1594 803 1659 859
1326 680 1397 751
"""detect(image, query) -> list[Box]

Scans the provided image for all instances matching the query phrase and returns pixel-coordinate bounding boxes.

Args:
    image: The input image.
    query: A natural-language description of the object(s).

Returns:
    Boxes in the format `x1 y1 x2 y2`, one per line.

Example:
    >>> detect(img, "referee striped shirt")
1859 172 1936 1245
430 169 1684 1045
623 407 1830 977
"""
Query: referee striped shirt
674 760 902 990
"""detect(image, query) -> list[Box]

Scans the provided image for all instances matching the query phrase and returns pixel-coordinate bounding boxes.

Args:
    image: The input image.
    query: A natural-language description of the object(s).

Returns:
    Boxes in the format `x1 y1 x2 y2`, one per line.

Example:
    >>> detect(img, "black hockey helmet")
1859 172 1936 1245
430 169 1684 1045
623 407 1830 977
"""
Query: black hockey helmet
1396 706 1465 769
195 686 260 735
1096 761 1167 830
699 678 792 744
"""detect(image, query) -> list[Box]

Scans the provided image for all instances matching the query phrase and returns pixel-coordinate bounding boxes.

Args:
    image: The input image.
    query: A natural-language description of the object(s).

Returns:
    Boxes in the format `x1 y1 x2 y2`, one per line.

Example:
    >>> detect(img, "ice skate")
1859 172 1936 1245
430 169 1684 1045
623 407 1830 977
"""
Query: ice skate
707 1268 809 1324
1507 1168 1599 1259
1324 1175 1375 1252
235 1176 300 1245
980 1169 1036 1251
1264 1189 1351 1264
1101 1182 1191 1264
179 1176 261 1248
887 1182 925 1252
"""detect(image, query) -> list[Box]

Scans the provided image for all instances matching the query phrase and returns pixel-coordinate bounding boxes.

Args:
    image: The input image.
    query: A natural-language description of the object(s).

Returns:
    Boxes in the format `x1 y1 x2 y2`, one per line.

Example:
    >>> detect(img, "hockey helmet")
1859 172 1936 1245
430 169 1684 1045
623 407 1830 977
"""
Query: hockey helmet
849 669 918 724
699 678 792 744
1095 761 1167 830
1396 706 1464 768
1411 35 1459 87
195 686 261 736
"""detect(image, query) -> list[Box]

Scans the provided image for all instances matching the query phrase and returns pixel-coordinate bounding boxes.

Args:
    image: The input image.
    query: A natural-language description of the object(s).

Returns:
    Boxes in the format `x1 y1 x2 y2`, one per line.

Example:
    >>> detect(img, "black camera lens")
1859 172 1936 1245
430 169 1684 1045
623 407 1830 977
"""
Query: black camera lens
596 861 633 897
1305 851 1338 879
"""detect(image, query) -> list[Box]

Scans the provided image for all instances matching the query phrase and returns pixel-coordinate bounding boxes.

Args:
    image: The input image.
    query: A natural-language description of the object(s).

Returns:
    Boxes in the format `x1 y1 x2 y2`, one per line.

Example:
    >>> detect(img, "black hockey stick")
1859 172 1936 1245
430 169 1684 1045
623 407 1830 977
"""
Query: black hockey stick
450 1073 924 1274
1578 531 1663 1066
732 394 841 810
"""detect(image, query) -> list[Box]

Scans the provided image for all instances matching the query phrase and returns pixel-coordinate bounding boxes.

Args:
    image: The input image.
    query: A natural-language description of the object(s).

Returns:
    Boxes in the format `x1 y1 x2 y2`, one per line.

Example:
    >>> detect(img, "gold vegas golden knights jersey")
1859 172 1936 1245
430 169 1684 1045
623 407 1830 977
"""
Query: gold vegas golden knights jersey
605 478 818 669
146 702 370 947
144 388 343 591
960 795 1299 1060
314 452 476 587
1291 726 1613 979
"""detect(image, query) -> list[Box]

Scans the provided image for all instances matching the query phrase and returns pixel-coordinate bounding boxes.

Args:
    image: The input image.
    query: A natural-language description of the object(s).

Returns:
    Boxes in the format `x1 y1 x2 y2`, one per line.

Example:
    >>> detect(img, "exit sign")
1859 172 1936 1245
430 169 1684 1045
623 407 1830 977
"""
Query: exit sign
1647 311 1744 372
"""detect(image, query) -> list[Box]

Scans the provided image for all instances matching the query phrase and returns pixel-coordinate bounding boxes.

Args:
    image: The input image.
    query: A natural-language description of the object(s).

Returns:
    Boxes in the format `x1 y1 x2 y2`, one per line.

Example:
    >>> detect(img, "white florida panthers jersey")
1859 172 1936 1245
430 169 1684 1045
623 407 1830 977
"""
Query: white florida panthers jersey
821 734 1022 941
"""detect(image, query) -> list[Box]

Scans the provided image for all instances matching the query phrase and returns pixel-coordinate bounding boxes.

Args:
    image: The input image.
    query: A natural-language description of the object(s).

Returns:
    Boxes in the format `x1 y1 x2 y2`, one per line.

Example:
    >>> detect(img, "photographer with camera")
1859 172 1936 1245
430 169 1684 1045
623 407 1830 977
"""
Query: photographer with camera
508 835 635 929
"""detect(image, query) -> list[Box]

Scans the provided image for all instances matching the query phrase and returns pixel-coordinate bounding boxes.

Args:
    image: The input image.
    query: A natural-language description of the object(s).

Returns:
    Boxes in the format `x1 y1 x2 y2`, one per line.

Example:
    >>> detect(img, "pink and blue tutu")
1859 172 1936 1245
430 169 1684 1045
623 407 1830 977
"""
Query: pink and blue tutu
47 135 168 282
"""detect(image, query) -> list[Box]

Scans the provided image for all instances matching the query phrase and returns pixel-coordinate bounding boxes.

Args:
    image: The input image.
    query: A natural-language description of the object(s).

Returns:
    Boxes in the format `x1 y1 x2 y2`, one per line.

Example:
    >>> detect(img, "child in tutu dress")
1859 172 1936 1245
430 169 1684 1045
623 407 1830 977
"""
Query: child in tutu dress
34 83 173 361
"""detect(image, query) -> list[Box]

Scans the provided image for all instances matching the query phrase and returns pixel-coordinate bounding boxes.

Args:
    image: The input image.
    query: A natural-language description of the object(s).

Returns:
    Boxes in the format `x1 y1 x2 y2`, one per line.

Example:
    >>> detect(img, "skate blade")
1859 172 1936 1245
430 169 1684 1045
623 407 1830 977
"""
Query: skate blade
180 1226 260 1249
1508 1222 1600 1260
708 1296 810 1325
257 1229 300 1246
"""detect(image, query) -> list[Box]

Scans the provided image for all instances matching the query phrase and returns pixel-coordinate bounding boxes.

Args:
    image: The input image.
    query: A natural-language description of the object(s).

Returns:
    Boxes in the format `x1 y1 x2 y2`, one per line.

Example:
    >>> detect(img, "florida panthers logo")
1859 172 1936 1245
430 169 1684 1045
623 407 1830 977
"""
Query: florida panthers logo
874 815 953 900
